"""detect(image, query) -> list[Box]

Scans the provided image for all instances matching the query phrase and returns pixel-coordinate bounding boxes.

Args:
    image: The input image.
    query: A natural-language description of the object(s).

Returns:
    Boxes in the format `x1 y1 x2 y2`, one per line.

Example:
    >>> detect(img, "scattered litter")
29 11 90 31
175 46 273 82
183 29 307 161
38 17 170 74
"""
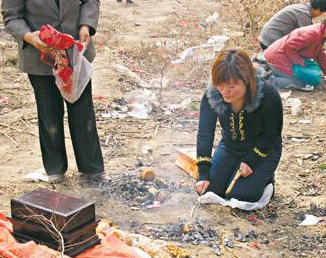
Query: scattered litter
288 98 303 116
199 183 274 211
114 64 150 88
172 45 215 64
146 200 161 209
302 153 319 160
206 35 229 46
280 91 292 100
205 12 219 25
248 215 259 223
101 111 128 119
141 145 152 155
291 138 306 142
298 119 311 124
125 89 157 119
155 39 184 50
148 78 169 88
251 242 261 249
223 28 244 37
300 214 325 226
93 95 107 101
172 35 229 64
199 22 207 29
234 228 246 242
162 98 193 113
24 168 49 182
223 237 234 248
101 112 111 119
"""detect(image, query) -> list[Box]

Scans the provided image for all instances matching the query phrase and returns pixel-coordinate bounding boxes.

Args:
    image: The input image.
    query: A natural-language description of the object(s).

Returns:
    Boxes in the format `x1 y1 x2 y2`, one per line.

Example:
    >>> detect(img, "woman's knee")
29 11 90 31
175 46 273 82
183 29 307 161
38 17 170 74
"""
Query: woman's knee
229 187 264 202
205 181 227 198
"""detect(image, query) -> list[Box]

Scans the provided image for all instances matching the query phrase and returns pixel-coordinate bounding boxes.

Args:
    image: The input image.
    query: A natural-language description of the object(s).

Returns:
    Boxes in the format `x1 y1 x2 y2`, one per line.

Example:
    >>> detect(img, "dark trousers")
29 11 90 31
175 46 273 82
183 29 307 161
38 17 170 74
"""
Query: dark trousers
28 75 104 175
207 141 281 202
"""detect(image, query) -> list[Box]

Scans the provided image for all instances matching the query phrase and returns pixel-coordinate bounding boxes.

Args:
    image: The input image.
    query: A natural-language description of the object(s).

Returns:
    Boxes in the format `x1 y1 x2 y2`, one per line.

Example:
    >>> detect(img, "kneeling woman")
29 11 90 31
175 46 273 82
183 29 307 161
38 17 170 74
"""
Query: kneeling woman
195 49 283 202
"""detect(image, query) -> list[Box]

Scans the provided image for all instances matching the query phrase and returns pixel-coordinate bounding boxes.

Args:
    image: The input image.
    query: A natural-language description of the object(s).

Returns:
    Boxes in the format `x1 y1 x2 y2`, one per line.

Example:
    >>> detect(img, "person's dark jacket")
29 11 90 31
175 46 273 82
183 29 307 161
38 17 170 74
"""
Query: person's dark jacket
196 78 283 181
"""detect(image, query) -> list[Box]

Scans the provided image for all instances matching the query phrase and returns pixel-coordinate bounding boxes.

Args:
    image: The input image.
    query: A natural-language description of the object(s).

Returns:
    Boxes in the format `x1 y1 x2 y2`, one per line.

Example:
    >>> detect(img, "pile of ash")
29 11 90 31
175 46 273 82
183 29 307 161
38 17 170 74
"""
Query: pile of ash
287 234 326 256
98 173 177 207
148 222 218 246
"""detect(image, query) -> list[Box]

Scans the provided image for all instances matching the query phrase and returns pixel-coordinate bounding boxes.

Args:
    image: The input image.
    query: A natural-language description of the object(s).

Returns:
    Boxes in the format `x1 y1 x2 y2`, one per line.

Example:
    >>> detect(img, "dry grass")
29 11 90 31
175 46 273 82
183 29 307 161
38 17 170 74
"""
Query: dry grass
220 0 303 53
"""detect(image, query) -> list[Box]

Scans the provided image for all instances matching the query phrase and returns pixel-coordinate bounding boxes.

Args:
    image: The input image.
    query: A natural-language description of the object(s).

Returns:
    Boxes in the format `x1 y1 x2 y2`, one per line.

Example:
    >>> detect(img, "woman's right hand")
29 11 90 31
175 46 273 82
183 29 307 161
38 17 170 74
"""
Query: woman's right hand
23 31 52 52
195 180 210 195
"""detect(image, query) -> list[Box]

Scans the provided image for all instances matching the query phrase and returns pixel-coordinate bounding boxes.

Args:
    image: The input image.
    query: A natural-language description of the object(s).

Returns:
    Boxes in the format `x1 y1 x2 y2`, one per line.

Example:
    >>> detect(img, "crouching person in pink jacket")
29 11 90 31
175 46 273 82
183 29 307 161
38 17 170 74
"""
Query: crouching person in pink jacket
264 21 326 91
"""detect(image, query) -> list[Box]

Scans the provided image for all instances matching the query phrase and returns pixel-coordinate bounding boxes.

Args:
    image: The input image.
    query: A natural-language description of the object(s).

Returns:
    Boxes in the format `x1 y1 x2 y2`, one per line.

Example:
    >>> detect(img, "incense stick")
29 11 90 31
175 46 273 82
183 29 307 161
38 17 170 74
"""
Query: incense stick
225 169 242 196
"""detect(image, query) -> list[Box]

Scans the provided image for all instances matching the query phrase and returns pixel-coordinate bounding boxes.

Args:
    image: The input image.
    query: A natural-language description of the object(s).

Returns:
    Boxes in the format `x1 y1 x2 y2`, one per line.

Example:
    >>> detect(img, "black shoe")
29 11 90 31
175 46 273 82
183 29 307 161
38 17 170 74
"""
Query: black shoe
80 172 109 184
126 0 134 3
117 0 122 2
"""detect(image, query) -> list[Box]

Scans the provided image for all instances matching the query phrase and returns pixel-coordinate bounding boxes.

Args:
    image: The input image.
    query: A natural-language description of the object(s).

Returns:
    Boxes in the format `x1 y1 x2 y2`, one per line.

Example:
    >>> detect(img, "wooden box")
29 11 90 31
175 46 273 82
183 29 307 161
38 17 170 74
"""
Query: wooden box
11 188 95 233
11 216 99 245
13 231 100 257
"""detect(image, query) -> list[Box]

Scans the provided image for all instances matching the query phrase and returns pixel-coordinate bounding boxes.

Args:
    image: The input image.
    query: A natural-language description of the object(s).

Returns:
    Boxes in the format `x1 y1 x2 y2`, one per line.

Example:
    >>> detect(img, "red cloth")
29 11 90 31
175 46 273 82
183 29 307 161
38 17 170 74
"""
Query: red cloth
75 235 140 258
39 24 83 52
264 23 326 76
0 217 64 258
0 213 12 233
0 213 141 258
39 24 83 93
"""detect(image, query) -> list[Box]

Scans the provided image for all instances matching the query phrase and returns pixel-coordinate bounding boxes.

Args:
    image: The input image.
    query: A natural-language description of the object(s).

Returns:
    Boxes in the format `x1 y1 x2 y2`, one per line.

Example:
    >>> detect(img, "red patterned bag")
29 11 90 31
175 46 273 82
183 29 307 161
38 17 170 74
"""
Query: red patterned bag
39 25 92 103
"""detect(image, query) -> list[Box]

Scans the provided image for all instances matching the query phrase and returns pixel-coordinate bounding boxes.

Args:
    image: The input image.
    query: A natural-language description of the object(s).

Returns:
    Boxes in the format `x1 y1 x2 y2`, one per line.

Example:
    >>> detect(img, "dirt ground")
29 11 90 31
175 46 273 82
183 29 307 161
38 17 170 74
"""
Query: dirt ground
1 0 326 257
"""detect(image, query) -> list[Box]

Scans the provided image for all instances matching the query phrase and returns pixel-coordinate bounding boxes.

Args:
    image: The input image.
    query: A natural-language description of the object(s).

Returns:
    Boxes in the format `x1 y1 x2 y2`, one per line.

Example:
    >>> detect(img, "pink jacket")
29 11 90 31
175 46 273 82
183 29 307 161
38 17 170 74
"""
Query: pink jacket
264 23 326 76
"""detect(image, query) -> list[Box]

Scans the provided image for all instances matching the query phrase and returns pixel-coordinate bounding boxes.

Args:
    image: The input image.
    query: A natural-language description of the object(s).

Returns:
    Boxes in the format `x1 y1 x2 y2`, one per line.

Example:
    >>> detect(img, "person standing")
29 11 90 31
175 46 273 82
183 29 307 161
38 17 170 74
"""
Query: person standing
1 0 105 183
259 0 326 50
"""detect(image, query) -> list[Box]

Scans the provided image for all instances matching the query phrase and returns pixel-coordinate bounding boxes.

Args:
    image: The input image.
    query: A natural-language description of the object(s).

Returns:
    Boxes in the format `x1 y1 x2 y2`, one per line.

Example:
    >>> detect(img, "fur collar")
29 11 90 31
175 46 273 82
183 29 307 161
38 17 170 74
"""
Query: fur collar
206 77 265 114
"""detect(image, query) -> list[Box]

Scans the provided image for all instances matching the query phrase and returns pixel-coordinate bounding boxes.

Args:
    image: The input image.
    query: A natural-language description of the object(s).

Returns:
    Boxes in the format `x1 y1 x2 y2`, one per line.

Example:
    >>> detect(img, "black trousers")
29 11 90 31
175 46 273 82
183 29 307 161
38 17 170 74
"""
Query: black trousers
28 75 104 175
207 141 281 202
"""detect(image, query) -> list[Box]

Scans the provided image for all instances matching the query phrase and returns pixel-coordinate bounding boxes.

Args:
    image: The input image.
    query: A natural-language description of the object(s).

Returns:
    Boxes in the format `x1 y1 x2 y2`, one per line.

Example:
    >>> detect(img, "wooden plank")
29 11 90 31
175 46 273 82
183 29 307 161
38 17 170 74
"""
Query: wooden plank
176 148 198 179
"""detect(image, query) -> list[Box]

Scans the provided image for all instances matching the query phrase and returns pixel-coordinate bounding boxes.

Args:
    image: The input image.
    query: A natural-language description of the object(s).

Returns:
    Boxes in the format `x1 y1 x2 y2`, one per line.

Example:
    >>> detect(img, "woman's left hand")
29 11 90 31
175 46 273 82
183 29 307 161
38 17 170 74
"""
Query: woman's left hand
79 25 90 46
240 162 253 177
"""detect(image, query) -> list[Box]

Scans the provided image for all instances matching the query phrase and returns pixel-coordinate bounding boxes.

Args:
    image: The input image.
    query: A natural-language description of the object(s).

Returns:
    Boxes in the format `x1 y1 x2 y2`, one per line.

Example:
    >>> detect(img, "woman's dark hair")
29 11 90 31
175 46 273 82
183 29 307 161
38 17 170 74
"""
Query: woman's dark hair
211 48 257 105
311 0 326 12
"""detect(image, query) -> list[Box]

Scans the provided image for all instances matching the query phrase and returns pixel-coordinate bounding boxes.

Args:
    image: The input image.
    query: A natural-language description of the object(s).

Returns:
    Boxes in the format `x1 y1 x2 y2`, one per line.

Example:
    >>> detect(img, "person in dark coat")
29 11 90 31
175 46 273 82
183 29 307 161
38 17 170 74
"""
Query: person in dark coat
196 49 283 202
1 0 105 183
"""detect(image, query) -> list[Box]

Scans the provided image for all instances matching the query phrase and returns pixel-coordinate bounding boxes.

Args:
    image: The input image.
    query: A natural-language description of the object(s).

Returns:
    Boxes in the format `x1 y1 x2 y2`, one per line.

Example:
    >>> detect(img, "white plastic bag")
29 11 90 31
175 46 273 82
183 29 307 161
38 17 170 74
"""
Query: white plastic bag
199 183 274 211
53 44 93 103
